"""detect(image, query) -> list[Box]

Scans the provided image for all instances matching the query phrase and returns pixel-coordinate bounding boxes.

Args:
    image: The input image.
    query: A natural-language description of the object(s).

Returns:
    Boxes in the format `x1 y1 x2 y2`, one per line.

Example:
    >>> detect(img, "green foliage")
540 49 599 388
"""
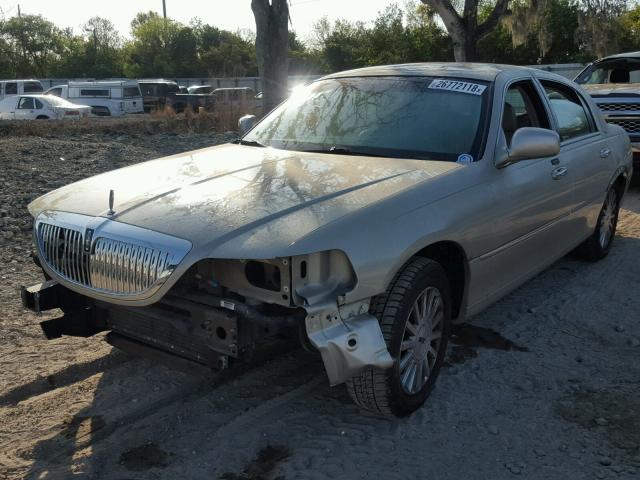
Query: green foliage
619 4 640 51
0 12 257 79
314 3 452 73
2 2 640 80
0 14 64 77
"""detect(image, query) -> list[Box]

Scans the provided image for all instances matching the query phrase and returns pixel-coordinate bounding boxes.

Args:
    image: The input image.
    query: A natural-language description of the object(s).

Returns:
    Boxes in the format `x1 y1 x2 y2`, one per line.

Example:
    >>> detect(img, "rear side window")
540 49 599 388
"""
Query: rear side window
35 99 44 109
123 87 141 98
81 89 109 97
18 97 35 109
24 82 43 93
541 81 595 141
6 83 17 95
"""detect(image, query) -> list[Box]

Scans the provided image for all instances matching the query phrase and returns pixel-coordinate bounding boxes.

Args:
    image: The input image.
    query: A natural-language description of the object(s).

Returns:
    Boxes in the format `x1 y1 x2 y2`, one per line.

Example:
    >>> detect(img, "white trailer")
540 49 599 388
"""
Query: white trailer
45 80 143 117
0 80 44 100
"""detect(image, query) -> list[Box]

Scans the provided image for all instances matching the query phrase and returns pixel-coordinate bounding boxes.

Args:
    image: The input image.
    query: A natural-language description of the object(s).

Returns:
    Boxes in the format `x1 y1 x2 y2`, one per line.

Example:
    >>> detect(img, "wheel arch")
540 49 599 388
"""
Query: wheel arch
412 240 469 322
608 166 631 198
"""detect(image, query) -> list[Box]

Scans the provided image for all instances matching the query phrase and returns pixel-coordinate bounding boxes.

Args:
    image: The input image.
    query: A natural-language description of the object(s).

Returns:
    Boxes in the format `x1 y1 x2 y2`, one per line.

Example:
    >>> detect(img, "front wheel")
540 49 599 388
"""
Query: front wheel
576 186 621 261
346 257 451 417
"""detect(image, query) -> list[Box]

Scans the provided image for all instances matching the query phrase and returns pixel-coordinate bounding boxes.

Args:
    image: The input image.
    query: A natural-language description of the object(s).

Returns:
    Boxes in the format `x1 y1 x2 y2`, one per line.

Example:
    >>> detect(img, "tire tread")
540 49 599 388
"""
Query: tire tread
346 257 446 416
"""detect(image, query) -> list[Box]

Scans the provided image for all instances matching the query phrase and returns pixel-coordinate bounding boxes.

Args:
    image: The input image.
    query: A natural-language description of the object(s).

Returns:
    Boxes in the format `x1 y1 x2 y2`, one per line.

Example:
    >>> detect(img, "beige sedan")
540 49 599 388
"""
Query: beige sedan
22 63 632 417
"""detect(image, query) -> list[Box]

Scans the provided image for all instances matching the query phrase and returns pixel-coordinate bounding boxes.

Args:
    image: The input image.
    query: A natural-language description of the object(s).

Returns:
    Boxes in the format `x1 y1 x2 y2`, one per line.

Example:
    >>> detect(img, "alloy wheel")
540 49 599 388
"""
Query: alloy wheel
398 286 444 395
599 189 617 249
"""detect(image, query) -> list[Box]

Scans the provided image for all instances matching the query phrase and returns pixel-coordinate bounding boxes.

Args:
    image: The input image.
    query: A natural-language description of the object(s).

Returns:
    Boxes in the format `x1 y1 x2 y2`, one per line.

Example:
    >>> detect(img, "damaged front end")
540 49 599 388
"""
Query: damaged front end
23 232 393 384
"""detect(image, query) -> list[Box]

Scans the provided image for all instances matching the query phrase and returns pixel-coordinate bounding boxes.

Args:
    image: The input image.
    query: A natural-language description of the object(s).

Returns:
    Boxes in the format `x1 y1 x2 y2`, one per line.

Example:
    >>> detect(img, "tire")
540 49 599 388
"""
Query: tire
92 107 111 117
346 257 452 417
576 186 621 261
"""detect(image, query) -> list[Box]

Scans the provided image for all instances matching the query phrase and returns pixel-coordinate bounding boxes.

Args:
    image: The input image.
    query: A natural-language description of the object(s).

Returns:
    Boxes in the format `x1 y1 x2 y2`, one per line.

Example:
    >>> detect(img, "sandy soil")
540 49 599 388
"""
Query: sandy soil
0 132 639 479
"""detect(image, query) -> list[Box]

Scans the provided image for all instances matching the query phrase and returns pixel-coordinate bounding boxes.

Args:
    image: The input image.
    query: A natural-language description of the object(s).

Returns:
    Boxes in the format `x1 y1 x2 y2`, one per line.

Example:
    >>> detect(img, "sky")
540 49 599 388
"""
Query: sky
0 0 398 41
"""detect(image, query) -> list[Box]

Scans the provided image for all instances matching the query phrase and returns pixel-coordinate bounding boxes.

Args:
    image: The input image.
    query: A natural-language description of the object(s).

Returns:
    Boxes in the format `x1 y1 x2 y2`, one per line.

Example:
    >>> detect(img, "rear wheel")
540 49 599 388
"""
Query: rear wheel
92 107 111 117
346 257 451 417
576 186 621 261
35 115 49 120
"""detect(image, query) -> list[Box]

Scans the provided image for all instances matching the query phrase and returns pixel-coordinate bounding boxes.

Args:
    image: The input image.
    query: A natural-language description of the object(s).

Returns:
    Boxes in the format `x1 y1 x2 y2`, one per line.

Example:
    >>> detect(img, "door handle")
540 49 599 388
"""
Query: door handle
552 166 568 180
600 148 611 158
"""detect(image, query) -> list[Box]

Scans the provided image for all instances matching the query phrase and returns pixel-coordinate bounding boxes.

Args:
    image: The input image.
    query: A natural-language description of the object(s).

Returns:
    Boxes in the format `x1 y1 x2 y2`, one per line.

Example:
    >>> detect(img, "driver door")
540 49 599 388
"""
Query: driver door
15 97 36 120
468 79 577 312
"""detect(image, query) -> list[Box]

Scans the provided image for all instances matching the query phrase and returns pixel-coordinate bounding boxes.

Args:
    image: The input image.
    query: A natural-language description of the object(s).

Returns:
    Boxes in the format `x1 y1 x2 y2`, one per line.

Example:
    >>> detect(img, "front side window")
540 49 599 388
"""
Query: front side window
123 87 141 98
141 85 157 96
502 81 550 146
24 81 43 93
18 97 35 109
542 81 595 141
6 83 17 95
245 76 490 161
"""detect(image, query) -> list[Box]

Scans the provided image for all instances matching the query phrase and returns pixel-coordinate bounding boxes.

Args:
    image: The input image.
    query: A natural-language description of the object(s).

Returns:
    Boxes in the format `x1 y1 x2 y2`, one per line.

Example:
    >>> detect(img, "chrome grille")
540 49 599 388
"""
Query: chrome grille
38 223 90 285
607 119 640 134
598 103 640 112
37 222 173 295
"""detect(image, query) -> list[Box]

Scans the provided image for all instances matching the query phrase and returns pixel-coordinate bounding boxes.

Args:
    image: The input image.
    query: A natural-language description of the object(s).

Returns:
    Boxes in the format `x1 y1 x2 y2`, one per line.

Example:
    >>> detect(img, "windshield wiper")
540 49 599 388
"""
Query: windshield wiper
235 139 266 148
299 146 387 157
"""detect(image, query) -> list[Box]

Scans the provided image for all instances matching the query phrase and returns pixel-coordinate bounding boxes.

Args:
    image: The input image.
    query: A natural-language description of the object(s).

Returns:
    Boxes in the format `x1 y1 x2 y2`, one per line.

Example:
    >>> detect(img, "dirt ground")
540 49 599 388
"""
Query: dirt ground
0 128 639 480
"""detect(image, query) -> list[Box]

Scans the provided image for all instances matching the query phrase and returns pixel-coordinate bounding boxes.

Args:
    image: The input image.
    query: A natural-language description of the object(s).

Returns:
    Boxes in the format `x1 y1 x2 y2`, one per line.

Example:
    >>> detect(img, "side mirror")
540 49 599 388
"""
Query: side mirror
496 127 560 168
238 114 257 135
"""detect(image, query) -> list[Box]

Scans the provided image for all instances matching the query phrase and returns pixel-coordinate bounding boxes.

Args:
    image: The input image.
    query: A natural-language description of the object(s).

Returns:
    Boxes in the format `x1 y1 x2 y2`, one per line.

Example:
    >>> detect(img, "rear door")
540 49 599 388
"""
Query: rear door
538 79 610 239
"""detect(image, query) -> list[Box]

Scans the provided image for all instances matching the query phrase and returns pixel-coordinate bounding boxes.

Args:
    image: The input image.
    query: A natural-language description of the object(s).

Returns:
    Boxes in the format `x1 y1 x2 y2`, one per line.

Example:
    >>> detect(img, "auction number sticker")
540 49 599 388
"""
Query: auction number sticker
429 79 486 95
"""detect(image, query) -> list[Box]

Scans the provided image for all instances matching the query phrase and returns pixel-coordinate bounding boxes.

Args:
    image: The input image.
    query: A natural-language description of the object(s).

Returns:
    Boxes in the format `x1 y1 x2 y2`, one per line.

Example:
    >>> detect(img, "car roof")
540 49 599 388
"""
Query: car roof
10 94 48 99
138 79 178 84
213 87 253 91
322 62 545 82
596 51 640 62
68 80 139 87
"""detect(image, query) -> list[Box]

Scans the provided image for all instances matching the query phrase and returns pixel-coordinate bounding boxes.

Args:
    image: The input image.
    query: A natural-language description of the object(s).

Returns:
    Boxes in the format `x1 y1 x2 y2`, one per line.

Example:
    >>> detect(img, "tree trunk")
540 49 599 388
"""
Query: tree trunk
422 0 510 62
450 29 478 61
251 0 289 113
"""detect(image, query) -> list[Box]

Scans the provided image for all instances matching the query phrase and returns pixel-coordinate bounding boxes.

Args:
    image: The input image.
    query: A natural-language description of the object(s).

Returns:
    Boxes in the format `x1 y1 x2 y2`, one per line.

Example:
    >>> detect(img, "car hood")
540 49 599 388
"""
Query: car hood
29 144 461 257
582 83 640 97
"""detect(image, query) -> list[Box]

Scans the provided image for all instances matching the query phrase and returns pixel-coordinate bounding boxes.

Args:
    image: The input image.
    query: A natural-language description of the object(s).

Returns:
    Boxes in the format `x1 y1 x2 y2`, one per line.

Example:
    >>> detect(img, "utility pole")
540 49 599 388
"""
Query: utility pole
17 4 21 17
162 0 167 18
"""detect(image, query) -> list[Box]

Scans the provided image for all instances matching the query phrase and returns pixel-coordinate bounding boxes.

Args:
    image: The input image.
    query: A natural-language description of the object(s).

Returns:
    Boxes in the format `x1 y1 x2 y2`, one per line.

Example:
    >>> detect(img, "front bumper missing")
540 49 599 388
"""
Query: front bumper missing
23 280 394 385
21 280 107 339
305 303 394 386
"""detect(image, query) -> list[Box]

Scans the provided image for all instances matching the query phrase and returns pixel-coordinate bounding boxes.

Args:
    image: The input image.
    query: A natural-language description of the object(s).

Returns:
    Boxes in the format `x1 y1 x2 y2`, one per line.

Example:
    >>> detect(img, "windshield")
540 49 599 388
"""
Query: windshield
576 58 640 85
244 76 490 161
